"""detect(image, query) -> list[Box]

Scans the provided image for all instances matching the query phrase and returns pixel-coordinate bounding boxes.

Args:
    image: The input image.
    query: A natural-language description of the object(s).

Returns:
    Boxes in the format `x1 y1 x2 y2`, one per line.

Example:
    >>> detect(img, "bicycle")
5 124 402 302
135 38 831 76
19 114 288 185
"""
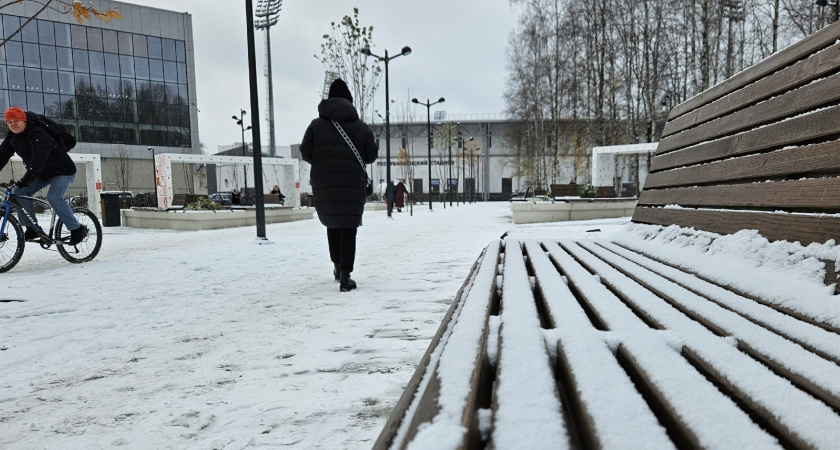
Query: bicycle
0 181 102 272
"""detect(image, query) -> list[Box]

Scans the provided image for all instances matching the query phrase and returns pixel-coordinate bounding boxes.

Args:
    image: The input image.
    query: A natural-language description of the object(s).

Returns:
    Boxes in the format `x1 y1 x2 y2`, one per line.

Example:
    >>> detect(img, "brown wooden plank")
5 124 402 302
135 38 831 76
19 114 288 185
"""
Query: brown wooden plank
631 207 840 245
666 20 840 122
659 68 840 154
663 43 840 140
644 141 840 189
650 105 840 172
638 177 840 210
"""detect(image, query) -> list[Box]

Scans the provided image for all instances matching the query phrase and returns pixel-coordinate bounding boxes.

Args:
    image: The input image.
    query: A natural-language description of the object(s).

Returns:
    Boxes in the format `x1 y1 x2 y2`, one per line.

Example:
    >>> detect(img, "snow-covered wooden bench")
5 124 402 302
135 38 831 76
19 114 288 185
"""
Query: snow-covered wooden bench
375 20 840 450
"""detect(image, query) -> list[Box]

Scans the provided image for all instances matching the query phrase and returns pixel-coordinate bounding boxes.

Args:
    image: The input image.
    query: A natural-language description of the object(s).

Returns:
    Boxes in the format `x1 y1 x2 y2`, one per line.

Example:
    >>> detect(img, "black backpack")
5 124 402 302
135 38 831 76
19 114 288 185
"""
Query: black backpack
27 112 76 151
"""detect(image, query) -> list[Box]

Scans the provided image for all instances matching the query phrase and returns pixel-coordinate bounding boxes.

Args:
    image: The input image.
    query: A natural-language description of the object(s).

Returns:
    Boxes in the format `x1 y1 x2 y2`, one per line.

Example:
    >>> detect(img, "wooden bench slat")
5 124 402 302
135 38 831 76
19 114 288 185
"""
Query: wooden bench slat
637 177 840 211
665 20 840 123
491 241 569 449
632 207 840 246
651 106 840 172
572 240 840 412
662 42 840 141
522 241 674 449
618 338 782 449
643 141 840 189
659 69 840 154
593 240 840 364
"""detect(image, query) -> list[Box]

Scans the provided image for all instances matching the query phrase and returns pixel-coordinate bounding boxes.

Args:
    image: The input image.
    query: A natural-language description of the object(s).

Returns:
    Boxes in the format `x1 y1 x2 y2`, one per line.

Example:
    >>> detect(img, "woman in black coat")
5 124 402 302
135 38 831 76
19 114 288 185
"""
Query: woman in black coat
300 79 378 292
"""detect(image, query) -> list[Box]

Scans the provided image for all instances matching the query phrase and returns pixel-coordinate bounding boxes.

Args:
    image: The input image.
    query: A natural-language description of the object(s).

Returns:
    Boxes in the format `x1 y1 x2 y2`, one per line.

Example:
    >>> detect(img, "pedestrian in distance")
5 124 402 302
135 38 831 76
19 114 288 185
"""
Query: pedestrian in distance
270 184 285 205
394 180 408 212
300 78 379 292
231 189 241 205
0 107 87 245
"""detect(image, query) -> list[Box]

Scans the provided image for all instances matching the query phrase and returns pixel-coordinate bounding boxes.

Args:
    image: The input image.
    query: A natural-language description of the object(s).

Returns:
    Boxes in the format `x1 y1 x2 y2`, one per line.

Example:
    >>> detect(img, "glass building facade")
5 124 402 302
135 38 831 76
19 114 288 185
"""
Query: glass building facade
0 13 191 148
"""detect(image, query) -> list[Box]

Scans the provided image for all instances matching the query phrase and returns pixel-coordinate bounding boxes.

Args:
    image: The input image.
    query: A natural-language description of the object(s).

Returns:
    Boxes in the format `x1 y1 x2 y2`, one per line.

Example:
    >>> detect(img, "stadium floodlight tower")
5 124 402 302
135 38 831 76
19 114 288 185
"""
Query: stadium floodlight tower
254 0 282 158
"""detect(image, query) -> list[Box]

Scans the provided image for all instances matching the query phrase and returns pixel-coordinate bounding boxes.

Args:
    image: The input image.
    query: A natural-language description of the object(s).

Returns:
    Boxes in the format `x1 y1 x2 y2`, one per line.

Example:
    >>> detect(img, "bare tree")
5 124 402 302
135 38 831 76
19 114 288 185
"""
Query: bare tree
110 145 132 194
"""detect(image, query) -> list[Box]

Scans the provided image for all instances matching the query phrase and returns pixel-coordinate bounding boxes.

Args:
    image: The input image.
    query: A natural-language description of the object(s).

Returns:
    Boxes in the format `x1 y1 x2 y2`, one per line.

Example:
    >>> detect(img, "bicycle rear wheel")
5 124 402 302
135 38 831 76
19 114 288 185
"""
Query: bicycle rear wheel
0 214 25 272
55 208 102 263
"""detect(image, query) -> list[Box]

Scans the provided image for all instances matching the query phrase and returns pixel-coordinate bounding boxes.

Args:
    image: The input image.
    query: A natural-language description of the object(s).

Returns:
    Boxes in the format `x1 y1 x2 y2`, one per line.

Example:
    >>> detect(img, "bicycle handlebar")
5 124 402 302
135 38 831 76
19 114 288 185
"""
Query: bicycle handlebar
0 181 17 189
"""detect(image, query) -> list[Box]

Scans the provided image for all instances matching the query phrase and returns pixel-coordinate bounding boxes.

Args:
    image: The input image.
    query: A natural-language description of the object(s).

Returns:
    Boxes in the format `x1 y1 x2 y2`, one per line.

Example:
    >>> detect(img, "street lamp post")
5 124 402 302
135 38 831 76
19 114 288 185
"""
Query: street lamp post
455 133 473 206
232 110 252 203
148 147 156 206
412 97 445 211
360 45 411 218
817 0 840 22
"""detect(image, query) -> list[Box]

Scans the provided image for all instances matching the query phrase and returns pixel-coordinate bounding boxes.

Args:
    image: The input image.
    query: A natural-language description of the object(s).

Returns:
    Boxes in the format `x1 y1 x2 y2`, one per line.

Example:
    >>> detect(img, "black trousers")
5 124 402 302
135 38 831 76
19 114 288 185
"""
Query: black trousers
327 228 357 273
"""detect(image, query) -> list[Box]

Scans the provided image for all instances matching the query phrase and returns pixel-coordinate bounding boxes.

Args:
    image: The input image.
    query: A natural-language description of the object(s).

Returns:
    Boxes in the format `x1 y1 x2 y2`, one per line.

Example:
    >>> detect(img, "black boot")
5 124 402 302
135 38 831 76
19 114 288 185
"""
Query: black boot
339 270 357 292
333 263 340 282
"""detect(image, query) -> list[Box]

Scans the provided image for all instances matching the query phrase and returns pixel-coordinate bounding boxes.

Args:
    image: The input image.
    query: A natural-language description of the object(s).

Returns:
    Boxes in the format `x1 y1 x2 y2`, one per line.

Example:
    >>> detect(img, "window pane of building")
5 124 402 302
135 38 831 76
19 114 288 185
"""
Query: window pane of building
74 72 90 95
26 92 43 113
59 95 76 119
118 32 132 55
56 46 72 71
25 68 42 92
138 101 154 124
118 78 135 100
134 56 149 79
37 20 55 45
9 91 26 109
162 38 176 61
136 80 151 102
3 16 20 41
105 76 120 99
0 45 5 65
102 29 118 53
178 84 188 104
163 60 176 83
110 125 126 143
179 105 189 127
20 19 37 43
54 23 70 47
124 126 138 145
166 103 179 125
147 36 162 59
0 90 9 112
39 44 57 69
89 51 105 75
104 53 120 76
124 100 136 123
70 25 86 49
119 55 134 78
0 66 6 90
72 49 89 72
176 40 186 62
151 82 166 103
58 71 74 95
42 70 58 94
90 74 106 97
108 99 123 122
87 27 103 52
176 62 187 84
133 34 147 57
7 67 24 90
22 43 40 67
5 41 23 66
44 93 61 116
149 59 163 81
80 125 95 141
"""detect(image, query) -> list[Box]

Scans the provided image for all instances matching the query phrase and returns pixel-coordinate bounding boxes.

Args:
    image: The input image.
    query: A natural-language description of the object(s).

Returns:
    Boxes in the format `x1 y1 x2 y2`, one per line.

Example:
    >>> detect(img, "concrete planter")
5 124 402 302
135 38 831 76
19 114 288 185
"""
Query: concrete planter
121 207 314 231
511 198 637 224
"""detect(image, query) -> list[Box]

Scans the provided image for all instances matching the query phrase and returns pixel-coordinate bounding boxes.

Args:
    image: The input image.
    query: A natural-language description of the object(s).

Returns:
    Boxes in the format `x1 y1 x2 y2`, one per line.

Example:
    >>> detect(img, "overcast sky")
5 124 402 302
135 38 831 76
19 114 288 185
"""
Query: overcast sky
127 0 520 154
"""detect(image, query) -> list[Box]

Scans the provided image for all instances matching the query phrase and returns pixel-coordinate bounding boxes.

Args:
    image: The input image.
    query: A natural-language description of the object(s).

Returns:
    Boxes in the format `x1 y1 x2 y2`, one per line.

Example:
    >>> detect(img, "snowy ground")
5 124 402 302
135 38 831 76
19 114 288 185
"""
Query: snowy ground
0 202 629 449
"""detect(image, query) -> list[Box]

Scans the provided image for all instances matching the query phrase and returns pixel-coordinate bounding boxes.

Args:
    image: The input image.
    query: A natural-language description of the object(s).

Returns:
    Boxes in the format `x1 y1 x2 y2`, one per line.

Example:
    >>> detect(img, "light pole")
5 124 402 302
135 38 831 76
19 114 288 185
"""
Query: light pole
254 0 282 158
360 45 411 218
817 0 840 22
148 147 156 206
232 110 252 203
412 97 444 211
455 132 473 206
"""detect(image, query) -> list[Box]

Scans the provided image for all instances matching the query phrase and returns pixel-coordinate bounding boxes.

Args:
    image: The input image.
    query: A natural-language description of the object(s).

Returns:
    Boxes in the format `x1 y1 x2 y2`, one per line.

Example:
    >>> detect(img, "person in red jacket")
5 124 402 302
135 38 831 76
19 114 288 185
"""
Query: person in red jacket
0 107 87 245
394 180 408 212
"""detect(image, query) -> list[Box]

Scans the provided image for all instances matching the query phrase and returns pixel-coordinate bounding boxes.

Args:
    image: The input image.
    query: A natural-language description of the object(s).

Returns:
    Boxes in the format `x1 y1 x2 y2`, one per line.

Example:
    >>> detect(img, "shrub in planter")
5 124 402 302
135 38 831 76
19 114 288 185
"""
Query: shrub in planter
185 197 225 211
577 183 597 198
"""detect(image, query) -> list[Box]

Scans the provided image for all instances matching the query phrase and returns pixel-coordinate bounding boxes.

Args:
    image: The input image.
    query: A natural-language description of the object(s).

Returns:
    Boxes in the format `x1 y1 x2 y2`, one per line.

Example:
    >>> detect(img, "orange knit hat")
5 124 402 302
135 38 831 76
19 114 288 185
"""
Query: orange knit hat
4 107 26 122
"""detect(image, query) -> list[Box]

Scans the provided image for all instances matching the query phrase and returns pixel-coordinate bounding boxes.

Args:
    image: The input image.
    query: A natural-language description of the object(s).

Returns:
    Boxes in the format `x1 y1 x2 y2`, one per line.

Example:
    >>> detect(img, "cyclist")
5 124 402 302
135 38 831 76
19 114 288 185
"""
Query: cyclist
0 107 87 245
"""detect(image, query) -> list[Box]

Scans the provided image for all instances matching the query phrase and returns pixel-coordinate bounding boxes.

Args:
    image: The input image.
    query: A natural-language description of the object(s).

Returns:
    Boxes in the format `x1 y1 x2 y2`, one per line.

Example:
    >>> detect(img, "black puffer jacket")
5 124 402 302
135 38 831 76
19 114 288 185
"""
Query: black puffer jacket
300 98 378 229
0 112 76 181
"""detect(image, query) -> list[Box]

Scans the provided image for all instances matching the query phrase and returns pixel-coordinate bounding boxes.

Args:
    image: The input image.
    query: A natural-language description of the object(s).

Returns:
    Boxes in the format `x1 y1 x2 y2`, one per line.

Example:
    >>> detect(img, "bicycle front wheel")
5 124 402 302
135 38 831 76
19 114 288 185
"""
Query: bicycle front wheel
0 214 25 272
55 208 102 263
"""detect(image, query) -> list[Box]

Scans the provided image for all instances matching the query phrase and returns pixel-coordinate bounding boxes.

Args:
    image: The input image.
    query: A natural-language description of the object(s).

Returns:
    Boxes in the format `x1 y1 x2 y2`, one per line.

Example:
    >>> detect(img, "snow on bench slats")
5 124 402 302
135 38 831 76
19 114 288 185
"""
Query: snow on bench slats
523 241 674 449
573 240 840 411
619 336 782 449
404 241 501 450
490 241 568 449
594 240 840 364
552 241 780 448
613 224 840 329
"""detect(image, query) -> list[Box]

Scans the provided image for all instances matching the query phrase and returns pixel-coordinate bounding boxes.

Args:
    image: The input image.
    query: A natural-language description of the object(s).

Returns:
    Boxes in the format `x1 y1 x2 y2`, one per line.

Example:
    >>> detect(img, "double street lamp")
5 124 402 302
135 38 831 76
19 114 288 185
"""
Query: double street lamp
232 109 252 203
412 97 445 211
360 45 411 217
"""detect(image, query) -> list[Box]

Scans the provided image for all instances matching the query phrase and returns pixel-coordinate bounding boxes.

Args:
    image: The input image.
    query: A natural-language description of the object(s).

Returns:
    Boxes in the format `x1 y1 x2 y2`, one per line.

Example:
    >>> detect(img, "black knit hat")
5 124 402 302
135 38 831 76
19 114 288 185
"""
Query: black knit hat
328 78 353 103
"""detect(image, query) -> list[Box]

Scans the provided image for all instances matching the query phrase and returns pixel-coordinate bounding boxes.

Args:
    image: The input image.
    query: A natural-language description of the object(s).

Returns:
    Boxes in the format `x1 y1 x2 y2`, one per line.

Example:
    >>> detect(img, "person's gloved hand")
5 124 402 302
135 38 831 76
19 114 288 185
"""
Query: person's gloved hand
15 173 34 188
